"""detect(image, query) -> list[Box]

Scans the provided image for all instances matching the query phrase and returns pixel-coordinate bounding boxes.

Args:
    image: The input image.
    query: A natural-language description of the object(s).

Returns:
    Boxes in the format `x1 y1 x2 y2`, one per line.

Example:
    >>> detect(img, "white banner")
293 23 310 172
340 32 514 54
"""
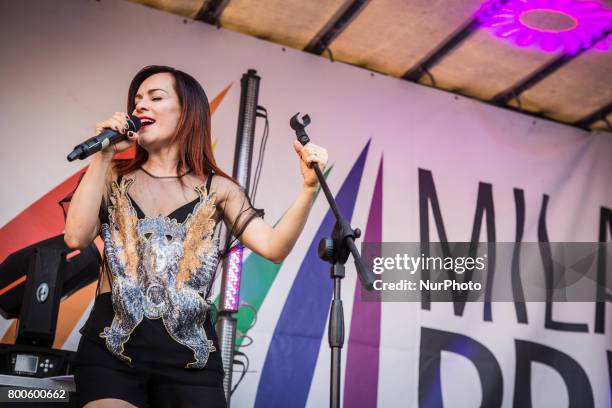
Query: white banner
0 0 610 407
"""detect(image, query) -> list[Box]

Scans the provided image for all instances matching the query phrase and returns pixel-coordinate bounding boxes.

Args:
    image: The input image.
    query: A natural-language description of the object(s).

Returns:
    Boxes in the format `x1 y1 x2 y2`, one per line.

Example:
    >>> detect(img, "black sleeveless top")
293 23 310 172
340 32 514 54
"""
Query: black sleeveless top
75 174 224 383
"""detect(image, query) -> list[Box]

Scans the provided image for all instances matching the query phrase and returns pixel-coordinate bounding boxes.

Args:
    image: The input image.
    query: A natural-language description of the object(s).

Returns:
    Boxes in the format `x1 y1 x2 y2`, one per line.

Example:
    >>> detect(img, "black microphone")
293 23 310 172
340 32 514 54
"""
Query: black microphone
67 116 141 161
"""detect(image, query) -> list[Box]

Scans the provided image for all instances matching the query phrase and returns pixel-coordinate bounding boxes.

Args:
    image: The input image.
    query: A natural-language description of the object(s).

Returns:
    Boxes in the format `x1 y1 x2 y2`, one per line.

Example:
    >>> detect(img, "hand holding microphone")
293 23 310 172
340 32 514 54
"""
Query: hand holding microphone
67 112 141 161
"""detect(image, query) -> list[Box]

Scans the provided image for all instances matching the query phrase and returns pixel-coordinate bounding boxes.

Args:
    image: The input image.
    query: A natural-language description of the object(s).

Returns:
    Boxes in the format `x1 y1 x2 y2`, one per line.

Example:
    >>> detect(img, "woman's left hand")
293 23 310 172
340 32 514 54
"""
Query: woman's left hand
293 140 328 190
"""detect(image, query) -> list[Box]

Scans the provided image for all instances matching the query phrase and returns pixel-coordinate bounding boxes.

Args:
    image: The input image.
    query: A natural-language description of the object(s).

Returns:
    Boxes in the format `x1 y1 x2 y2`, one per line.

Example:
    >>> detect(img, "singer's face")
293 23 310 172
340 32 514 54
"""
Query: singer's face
132 73 181 150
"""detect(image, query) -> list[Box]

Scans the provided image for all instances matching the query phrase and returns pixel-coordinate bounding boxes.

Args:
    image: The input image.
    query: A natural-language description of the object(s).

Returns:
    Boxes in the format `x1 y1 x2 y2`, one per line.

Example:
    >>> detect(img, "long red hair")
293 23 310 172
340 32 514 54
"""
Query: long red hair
114 65 236 184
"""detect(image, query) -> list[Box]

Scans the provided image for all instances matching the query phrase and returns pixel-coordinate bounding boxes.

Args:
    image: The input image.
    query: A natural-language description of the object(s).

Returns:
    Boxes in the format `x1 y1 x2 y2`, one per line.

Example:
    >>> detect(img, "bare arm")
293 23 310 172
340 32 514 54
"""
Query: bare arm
64 153 112 248
236 140 328 263
239 186 317 264
64 112 136 248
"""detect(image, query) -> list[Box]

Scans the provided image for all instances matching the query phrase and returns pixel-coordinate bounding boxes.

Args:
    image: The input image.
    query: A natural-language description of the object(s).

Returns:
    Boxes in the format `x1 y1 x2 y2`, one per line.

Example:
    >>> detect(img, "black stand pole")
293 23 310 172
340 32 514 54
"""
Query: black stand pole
290 113 376 408
329 262 344 408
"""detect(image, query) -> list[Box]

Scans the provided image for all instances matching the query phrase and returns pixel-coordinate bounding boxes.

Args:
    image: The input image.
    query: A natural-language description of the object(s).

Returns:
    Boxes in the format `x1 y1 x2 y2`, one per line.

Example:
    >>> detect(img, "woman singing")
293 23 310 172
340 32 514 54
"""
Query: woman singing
64 65 328 408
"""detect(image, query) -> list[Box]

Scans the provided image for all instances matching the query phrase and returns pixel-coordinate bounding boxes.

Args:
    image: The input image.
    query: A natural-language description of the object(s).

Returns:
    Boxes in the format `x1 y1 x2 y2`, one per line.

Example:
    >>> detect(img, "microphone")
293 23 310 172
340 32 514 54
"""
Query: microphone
67 116 141 161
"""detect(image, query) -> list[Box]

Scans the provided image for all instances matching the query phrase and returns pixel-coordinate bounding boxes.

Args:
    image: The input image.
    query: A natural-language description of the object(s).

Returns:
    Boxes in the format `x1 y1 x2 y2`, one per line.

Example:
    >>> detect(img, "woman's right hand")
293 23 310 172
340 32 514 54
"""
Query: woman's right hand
95 112 139 158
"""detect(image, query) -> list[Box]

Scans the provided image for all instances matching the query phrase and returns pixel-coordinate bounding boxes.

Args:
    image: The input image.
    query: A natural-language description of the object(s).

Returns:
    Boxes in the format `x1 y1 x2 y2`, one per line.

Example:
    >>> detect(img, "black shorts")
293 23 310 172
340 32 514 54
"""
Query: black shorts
73 293 226 407
74 363 227 408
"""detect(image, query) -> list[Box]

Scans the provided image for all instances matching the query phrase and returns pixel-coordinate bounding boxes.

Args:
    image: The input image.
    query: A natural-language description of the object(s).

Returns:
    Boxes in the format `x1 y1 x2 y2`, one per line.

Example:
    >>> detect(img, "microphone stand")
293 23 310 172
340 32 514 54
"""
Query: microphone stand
290 113 376 408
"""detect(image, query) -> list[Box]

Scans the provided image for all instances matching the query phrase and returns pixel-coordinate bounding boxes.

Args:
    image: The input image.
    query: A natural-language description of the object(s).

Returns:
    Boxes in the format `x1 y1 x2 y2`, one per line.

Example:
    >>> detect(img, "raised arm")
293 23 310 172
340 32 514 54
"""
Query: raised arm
64 112 136 248
64 153 112 248
224 140 328 264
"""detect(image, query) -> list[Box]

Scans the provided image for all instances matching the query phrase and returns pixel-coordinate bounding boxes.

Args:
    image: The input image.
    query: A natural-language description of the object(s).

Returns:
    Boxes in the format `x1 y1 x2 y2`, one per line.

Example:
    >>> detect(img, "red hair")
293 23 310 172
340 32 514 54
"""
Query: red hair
114 65 236 184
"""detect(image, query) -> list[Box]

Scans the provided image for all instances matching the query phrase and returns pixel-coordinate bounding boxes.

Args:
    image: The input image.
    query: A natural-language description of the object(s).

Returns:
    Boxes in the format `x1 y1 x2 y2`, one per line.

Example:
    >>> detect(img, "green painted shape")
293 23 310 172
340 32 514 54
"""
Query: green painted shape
212 165 334 347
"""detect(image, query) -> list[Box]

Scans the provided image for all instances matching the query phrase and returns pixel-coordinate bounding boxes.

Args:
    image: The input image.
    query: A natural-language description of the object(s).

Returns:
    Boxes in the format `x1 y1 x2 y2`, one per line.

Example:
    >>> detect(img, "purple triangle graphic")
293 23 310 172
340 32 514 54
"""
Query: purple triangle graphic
255 140 371 408
344 155 383 408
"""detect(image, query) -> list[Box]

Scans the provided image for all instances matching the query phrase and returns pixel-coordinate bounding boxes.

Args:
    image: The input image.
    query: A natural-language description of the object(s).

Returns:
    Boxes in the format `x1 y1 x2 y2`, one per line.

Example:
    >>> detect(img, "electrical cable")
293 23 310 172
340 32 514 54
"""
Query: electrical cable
251 106 268 204
230 359 246 396
235 334 253 348
234 302 257 348
251 106 269 205
231 350 250 395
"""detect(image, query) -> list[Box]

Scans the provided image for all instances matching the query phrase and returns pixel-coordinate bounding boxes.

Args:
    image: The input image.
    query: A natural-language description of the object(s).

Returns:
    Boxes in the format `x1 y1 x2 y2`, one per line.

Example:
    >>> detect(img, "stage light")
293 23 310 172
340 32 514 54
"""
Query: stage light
222 243 244 313
477 0 612 53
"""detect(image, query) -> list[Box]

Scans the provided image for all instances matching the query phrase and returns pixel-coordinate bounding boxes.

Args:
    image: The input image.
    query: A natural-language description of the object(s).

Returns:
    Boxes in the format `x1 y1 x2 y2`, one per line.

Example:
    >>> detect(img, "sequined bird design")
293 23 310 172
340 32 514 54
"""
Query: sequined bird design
100 177 220 368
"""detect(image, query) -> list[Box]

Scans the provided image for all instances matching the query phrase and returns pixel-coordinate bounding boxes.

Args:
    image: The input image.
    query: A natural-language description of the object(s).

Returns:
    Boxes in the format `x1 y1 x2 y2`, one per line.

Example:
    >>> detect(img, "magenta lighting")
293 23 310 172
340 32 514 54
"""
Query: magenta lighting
222 243 244 312
477 0 612 53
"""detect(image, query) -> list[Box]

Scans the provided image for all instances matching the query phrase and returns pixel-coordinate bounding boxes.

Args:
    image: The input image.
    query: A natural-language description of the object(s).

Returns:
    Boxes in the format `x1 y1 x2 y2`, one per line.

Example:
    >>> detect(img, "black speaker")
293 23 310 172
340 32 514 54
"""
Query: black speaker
16 243 65 347
0 234 101 347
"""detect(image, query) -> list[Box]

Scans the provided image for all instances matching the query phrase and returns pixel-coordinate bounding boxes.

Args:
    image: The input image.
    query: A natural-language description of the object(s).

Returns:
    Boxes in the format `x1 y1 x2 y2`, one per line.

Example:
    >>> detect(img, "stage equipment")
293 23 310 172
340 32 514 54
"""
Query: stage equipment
66 115 141 161
0 234 101 377
478 0 612 53
216 68 260 406
290 113 376 408
0 344 74 378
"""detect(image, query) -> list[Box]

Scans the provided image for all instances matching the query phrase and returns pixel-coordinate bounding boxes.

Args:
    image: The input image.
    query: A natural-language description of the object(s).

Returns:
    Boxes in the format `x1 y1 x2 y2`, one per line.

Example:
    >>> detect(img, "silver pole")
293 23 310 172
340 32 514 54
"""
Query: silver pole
216 69 260 406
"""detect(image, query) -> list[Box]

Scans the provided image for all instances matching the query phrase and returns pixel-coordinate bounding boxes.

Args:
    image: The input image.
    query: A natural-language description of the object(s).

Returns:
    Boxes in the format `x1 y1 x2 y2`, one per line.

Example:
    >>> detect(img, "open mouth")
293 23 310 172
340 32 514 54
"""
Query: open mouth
139 117 156 131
